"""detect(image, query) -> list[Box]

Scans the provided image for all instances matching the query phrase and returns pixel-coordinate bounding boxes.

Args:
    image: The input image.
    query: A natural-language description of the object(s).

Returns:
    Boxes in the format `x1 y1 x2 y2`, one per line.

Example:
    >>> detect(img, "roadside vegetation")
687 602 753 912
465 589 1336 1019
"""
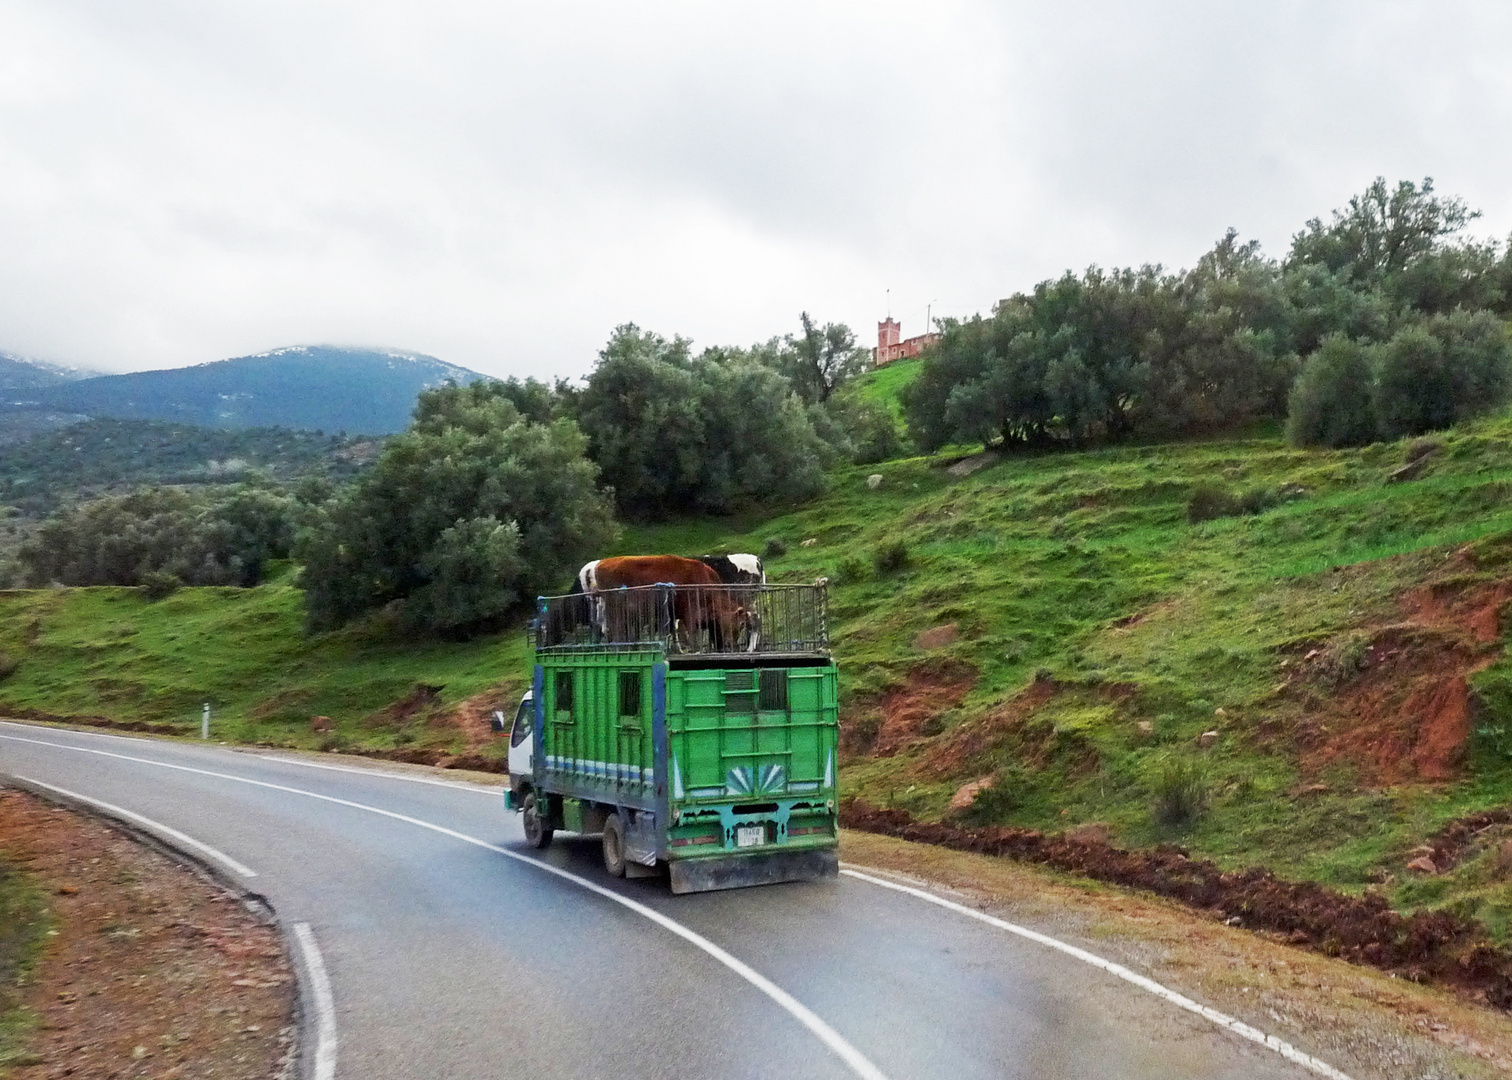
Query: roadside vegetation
0 856 48 1071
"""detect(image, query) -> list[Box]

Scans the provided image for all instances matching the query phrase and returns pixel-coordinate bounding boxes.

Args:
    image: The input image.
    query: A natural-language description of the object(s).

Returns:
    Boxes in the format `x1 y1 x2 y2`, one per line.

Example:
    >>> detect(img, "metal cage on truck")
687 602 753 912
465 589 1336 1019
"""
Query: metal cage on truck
506 581 840 893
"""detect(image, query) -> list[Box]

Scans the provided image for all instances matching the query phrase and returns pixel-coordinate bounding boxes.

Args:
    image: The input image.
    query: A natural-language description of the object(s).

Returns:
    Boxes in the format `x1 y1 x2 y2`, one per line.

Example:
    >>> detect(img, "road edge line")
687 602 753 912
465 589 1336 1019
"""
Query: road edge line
840 865 1354 1080
14 775 259 877
292 923 338 1080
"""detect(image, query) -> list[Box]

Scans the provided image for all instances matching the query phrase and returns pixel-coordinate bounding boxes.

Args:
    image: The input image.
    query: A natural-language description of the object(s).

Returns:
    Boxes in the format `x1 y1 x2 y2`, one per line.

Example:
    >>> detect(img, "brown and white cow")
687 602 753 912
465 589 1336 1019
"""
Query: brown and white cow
574 555 751 651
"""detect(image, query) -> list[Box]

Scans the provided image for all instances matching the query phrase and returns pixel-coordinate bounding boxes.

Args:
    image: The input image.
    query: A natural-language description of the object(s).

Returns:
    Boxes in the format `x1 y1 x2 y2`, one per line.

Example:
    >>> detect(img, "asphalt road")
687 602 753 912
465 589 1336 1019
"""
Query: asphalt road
0 720 1336 1080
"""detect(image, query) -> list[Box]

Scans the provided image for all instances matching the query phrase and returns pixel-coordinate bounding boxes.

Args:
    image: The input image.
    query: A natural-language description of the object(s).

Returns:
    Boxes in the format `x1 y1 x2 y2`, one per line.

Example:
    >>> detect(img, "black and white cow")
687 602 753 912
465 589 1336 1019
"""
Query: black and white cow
698 553 765 585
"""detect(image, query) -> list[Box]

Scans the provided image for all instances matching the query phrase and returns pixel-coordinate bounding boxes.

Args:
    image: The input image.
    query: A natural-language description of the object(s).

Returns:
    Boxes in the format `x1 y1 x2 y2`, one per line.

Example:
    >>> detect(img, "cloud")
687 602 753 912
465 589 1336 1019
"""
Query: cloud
1 0 1510 379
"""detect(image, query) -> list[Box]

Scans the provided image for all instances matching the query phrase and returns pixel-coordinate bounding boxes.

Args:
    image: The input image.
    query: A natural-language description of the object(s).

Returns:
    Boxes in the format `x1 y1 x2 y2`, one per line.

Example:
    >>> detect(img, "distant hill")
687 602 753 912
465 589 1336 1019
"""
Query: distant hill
15 346 484 435
0 417 380 517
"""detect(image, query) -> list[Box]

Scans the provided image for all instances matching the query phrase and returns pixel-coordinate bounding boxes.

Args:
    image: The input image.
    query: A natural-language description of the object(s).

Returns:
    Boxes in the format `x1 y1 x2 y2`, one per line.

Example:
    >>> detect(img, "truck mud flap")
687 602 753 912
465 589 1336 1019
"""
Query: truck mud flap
667 848 839 894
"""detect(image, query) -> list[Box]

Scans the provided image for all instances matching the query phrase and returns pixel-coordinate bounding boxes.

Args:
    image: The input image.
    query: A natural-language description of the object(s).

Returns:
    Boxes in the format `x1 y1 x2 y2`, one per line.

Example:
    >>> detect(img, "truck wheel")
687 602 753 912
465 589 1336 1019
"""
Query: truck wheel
602 812 627 878
522 792 553 850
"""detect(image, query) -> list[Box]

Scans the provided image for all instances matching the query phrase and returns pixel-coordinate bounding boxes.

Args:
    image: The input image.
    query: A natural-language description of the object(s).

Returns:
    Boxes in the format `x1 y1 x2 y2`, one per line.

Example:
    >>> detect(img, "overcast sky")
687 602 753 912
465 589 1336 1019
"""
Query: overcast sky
3 1 1511 380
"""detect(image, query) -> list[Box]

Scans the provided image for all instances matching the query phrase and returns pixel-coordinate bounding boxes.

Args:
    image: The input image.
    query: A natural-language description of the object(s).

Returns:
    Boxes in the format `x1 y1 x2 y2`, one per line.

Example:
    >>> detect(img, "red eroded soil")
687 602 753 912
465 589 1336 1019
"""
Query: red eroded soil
853 662 975 758
841 798 1512 1010
917 675 1061 779
0 787 295 1079
1294 575 1512 785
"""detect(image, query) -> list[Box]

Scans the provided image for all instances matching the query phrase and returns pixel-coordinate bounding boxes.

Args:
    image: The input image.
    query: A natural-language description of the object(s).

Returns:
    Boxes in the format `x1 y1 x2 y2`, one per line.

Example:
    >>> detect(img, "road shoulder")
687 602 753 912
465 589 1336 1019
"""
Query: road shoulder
842 829 1512 1080
0 787 297 1079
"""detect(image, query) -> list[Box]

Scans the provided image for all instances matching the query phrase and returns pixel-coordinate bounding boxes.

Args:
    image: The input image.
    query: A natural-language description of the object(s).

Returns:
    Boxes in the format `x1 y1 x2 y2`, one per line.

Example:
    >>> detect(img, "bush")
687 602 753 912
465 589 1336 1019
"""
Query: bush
17 483 298 588
0 651 16 681
873 539 910 574
1187 484 1240 523
836 555 868 584
139 570 182 601
1285 335 1378 447
1151 758 1209 828
955 767 1027 826
761 537 788 559
298 384 617 636
1373 311 1512 439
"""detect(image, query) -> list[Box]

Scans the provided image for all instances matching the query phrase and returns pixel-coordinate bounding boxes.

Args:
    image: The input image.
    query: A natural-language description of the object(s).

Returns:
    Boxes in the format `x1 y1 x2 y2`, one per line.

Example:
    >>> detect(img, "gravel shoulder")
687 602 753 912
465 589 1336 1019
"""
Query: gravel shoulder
0 787 296 1080
842 829 1512 1080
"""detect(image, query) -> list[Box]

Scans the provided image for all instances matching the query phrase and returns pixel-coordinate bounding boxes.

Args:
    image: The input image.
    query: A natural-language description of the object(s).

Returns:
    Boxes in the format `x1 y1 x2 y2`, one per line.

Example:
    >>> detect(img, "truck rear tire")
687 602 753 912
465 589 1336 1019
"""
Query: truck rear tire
522 792 553 850
602 812 627 877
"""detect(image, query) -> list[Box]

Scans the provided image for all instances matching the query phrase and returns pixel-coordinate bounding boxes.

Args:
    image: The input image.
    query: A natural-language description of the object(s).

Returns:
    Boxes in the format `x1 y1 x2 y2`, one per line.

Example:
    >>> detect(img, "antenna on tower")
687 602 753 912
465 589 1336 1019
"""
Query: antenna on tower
886 288 891 319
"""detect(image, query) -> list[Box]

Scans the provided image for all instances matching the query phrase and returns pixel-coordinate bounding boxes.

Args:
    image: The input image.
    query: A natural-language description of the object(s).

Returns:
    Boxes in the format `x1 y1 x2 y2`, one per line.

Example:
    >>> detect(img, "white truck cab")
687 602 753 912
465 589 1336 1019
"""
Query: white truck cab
503 692 534 782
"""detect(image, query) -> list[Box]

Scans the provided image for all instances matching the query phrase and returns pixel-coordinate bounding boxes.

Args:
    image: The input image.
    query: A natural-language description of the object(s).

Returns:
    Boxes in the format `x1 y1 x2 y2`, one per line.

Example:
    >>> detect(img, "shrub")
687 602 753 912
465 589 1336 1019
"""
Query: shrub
0 651 16 681
1151 758 1209 828
1373 311 1512 440
1187 484 1241 523
955 767 1027 826
139 570 182 601
761 536 788 559
836 555 868 584
873 540 911 574
1285 335 1378 447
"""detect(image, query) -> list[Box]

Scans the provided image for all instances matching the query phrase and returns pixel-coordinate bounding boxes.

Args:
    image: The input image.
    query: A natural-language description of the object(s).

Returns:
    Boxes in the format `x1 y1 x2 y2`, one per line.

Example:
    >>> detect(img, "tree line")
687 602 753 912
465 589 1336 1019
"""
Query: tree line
11 314 896 635
904 178 1512 451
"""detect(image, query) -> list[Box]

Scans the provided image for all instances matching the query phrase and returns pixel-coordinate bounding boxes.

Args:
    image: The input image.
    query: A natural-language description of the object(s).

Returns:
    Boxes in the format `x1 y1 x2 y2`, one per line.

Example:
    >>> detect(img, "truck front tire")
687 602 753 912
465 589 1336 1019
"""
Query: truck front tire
602 812 627 877
522 792 553 849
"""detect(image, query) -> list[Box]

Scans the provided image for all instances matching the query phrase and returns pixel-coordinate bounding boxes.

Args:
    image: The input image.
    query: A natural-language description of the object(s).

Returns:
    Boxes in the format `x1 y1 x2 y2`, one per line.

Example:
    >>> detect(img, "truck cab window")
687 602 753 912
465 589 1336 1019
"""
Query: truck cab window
554 670 573 716
618 671 642 717
509 697 533 747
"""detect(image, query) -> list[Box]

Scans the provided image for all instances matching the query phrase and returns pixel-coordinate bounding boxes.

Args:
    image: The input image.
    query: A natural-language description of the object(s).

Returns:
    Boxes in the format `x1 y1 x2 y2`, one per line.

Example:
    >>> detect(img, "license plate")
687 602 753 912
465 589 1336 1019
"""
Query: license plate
736 825 766 848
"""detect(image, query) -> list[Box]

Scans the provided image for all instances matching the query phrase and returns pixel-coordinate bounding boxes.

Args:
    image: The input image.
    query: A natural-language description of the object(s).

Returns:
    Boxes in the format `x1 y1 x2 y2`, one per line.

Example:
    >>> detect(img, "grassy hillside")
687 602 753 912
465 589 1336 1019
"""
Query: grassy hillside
10 367 1512 936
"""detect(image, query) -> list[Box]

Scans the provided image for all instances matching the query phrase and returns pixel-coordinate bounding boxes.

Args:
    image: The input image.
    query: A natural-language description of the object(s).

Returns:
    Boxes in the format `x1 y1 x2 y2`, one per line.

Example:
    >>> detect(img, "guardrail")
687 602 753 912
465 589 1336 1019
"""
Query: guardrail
533 582 829 656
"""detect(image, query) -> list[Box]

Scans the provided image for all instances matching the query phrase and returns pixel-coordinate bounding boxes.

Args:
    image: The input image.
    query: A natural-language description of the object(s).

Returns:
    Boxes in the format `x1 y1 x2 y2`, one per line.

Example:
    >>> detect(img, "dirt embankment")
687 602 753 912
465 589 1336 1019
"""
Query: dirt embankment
0 788 295 1079
841 798 1512 1010
1289 568 1512 785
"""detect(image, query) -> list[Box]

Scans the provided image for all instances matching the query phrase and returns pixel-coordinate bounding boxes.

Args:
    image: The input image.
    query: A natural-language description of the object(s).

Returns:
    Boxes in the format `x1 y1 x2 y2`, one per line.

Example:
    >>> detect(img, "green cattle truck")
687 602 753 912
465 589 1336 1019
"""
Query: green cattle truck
501 581 840 893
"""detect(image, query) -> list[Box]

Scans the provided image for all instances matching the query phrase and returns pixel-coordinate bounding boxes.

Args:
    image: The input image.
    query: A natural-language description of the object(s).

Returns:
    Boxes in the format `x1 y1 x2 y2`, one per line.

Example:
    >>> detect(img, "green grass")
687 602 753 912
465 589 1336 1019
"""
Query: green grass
14 383 1512 936
848 358 921 423
0 858 48 1072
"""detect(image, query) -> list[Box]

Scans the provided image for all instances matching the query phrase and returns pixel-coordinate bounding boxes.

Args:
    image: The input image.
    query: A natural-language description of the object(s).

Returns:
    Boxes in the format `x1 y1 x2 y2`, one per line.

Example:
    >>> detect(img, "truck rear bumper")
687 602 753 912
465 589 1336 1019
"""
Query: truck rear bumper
667 846 838 894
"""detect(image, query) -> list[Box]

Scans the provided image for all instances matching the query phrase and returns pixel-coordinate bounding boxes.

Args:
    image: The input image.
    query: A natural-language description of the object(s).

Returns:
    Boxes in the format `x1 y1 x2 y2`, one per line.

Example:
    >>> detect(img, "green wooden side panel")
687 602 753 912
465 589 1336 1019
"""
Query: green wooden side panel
540 650 655 800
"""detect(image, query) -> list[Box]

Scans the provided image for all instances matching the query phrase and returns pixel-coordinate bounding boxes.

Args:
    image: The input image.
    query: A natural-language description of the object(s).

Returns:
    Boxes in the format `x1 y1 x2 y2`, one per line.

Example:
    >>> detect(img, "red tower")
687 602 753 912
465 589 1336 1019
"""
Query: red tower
877 318 901 350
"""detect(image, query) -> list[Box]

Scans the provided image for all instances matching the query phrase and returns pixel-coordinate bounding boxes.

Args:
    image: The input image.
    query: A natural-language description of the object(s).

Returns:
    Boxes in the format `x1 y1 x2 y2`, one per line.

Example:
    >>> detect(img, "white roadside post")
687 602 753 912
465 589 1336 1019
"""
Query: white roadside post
202 702 210 740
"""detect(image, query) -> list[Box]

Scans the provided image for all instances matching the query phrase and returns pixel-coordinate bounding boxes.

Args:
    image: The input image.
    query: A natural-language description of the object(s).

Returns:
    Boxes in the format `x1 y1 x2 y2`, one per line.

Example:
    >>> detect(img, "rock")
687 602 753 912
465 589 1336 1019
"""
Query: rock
310 715 333 733
914 623 959 650
946 451 1001 478
1388 457 1431 483
1197 730 1220 748
866 474 884 490
1298 783 1330 796
1135 720 1154 738
800 538 818 547
1407 856 1438 875
1213 707 1227 717
948 777 993 811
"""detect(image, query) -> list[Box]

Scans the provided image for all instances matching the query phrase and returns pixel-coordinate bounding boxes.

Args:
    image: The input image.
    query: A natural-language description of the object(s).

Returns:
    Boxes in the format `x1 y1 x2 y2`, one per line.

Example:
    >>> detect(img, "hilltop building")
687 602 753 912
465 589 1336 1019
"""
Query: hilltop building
872 318 941 367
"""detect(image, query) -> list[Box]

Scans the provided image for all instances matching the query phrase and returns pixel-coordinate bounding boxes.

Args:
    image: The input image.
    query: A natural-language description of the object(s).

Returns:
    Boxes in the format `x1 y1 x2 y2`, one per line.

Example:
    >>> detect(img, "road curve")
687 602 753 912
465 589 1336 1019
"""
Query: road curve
0 720 1332 1080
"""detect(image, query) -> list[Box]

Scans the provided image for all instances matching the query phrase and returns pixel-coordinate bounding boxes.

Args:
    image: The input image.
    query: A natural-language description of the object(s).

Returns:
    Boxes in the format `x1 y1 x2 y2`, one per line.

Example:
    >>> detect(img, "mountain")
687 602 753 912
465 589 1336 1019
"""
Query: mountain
17 346 485 435
0 351 101 393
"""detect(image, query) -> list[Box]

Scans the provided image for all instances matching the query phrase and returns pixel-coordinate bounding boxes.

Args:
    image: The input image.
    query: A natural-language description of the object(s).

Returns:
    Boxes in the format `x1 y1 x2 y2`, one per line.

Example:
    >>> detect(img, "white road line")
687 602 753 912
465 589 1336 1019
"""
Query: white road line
0 720 500 795
0 733 889 1080
15 774 258 878
293 922 338 1080
250 754 501 794
840 866 1354 1080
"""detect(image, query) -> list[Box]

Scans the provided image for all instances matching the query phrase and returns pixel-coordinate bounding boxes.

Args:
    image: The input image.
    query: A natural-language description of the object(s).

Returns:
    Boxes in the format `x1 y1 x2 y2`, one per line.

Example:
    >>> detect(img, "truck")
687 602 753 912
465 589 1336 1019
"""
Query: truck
501 580 840 893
